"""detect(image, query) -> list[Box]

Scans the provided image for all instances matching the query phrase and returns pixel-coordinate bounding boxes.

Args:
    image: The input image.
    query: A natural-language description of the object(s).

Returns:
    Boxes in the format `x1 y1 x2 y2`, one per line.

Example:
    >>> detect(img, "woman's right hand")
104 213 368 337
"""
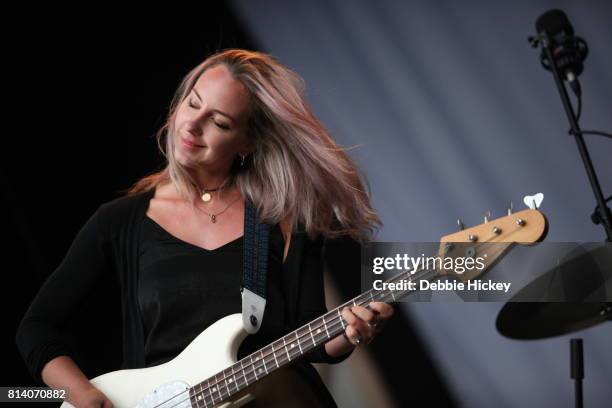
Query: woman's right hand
40 356 113 408
69 385 113 408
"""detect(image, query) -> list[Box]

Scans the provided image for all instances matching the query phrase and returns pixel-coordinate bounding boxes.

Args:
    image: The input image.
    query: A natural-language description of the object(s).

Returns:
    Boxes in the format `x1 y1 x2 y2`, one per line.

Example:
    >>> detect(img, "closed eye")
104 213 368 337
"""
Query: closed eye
187 100 231 130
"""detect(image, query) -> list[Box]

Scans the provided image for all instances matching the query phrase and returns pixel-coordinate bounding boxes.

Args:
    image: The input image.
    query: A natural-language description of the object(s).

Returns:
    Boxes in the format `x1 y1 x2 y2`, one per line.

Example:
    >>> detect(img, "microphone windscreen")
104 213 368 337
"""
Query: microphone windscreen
535 9 574 37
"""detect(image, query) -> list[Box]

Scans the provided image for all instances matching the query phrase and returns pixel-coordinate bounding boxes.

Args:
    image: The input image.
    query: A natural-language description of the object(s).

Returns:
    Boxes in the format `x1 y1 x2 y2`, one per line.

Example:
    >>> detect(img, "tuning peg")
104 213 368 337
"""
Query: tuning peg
483 210 491 223
507 201 513 216
457 218 465 231
523 193 544 209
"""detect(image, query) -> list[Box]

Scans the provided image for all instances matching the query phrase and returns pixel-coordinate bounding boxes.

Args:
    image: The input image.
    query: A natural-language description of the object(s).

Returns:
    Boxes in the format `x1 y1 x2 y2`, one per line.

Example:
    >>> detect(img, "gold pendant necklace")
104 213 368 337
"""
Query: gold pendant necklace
199 194 241 223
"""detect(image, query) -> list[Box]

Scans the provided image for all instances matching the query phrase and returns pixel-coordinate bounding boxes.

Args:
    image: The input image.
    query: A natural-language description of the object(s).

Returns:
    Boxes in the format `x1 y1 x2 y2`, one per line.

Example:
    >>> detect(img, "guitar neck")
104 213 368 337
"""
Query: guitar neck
188 266 438 407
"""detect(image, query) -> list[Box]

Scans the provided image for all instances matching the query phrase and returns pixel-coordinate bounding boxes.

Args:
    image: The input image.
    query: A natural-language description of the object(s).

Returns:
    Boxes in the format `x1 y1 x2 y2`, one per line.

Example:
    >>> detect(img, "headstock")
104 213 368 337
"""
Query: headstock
436 207 548 282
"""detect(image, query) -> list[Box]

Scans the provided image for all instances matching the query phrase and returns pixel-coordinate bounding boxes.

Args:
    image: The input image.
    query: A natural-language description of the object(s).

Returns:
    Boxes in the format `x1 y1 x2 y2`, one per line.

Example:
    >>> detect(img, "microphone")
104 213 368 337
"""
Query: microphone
534 9 588 96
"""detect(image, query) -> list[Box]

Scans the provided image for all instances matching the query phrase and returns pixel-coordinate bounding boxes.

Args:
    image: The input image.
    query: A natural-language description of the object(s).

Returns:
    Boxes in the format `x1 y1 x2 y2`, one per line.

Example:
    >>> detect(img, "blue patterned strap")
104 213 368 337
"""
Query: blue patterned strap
241 198 270 334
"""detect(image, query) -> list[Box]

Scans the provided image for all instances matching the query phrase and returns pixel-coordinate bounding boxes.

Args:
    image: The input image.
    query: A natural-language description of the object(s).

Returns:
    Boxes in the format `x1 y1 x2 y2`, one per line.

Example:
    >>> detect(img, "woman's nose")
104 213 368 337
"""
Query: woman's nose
188 105 211 128
185 124 202 137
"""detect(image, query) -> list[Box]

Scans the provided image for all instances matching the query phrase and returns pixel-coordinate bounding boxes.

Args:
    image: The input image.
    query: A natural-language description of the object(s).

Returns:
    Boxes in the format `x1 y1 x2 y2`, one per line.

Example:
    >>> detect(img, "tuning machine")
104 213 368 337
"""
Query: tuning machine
457 218 465 231
523 193 544 210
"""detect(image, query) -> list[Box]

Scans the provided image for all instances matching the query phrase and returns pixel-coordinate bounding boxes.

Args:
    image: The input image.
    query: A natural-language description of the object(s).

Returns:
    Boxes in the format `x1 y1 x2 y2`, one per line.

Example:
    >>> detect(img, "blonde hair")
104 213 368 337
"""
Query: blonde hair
124 49 381 242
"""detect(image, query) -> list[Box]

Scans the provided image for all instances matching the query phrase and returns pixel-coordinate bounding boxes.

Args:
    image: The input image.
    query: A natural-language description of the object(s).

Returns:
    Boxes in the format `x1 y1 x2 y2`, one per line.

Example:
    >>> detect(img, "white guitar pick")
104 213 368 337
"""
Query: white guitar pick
523 193 544 209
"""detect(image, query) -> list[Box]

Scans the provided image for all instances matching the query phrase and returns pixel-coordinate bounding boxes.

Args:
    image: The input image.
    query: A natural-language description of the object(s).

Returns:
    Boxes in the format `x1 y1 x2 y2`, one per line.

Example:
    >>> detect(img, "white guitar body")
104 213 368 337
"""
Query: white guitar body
61 313 250 408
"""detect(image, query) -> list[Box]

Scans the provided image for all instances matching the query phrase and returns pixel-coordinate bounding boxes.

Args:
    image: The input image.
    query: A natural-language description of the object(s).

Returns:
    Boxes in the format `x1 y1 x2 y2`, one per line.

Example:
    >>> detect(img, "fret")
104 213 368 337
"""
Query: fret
251 355 258 380
222 368 231 396
283 337 291 361
287 332 297 355
295 330 303 354
271 341 280 368
204 384 212 408
204 384 211 408
214 374 222 402
369 290 374 303
337 308 346 330
390 289 396 301
323 314 330 338
312 318 325 342
308 323 316 347
353 295 365 307
222 378 229 400
221 371 230 400
260 350 268 375
229 366 238 393
188 385 195 408
195 384 206 408
232 374 240 392
352 298 357 307
190 387 199 408
224 370 230 394
240 359 249 387
207 378 214 406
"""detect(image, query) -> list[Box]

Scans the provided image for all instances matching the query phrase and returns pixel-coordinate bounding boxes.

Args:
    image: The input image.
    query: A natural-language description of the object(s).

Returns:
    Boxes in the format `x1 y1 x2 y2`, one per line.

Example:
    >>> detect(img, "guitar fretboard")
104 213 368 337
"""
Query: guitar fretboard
188 266 438 407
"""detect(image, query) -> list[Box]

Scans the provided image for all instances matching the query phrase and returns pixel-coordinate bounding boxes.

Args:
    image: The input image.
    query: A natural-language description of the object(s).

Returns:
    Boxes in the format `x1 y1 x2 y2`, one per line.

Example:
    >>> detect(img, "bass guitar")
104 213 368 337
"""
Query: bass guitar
61 206 547 407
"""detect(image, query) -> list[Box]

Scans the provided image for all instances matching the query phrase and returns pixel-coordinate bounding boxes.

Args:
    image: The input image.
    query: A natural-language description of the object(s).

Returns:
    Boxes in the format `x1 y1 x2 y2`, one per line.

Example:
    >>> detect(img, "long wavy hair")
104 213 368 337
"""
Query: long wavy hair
124 49 381 242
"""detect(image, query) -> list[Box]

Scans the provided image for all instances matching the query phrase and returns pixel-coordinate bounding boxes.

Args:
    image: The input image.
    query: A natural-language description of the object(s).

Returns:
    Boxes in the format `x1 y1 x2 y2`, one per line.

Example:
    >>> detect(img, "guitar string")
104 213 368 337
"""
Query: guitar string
151 233 519 408
167 256 492 408
160 237 510 408
190 257 449 400
156 265 440 408
185 270 432 408
161 236 514 408
196 232 527 406
194 271 436 404
157 300 385 408
188 228 522 403
189 240 511 405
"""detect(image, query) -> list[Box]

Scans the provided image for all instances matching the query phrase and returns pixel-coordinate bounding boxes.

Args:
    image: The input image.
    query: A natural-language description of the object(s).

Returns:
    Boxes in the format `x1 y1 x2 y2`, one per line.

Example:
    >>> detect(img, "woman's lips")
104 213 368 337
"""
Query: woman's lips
181 137 205 150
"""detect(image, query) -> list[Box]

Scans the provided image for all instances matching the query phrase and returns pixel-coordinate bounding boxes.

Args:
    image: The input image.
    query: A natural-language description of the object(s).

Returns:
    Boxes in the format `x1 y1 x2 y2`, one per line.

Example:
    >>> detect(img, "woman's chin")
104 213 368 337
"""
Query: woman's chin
175 149 202 166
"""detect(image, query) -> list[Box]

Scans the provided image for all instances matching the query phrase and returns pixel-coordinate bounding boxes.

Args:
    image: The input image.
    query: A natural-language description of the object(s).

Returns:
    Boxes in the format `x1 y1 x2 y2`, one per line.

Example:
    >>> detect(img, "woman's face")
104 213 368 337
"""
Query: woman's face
173 64 251 174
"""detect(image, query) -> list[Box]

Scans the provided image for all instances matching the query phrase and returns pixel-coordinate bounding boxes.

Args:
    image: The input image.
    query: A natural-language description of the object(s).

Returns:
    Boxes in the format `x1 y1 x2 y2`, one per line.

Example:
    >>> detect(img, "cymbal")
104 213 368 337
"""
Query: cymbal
496 244 612 340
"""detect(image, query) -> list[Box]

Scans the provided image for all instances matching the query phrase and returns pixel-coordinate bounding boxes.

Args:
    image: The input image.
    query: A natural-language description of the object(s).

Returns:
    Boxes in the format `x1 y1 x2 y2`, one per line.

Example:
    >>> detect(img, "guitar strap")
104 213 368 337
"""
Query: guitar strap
241 198 270 334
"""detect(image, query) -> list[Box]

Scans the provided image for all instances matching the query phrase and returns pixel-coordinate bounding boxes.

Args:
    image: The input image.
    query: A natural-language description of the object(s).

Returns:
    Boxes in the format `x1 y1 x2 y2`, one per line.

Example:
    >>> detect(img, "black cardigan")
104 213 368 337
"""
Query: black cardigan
16 188 353 387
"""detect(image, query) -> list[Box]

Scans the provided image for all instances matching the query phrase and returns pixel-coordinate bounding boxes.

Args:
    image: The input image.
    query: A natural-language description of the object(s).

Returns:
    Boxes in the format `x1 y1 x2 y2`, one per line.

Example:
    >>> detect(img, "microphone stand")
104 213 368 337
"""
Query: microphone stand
570 339 584 408
537 33 612 242
534 29 612 408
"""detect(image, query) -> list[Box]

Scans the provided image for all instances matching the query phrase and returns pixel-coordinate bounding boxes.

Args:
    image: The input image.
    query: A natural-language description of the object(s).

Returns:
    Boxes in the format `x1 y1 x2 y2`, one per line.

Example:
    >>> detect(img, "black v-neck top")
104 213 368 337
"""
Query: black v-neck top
16 188 353 408
139 215 287 367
